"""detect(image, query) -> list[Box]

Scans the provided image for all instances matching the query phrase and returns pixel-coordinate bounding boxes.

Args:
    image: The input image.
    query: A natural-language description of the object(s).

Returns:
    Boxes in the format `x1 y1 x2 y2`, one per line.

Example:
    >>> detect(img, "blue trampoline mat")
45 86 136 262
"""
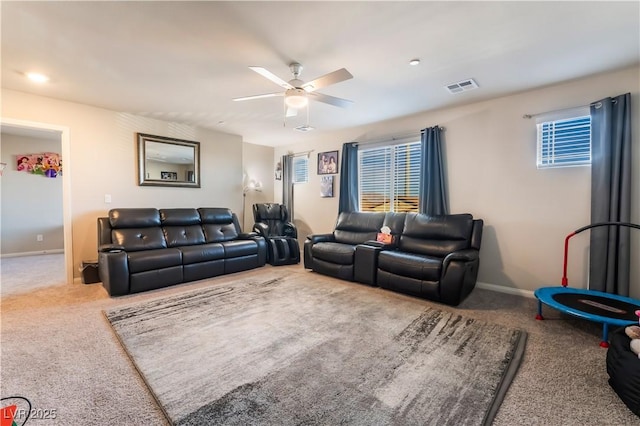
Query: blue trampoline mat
535 286 640 327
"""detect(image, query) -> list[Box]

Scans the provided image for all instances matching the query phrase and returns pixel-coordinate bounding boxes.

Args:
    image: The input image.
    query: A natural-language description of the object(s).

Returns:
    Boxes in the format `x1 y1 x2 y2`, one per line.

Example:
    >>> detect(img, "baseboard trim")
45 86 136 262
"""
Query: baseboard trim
1 249 64 258
476 281 535 299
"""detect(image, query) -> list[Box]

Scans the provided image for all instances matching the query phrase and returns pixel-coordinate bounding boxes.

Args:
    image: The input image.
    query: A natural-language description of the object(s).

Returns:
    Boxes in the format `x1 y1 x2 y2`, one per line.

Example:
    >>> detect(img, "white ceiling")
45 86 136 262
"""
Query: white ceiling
2 1 639 147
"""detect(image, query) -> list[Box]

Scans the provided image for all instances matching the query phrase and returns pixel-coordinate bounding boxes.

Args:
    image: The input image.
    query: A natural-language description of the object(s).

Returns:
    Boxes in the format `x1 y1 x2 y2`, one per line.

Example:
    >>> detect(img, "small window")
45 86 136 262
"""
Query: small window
537 114 591 168
358 141 421 212
292 155 308 184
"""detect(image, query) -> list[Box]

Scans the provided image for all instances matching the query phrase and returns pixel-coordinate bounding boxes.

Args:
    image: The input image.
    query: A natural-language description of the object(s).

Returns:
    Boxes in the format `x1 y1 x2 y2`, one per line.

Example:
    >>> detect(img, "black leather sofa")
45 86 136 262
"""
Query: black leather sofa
97 207 267 296
304 211 483 306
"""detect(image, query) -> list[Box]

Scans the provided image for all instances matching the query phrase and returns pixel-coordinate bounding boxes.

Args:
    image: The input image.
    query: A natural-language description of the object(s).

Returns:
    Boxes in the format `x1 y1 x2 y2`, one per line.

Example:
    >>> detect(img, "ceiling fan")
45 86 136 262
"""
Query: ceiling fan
233 63 354 116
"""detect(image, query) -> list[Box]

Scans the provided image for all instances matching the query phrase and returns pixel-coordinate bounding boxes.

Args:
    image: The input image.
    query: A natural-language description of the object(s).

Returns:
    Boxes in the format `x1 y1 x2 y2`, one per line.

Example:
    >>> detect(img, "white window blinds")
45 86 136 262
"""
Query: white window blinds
358 141 421 212
292 155 308 184
537 115 591 168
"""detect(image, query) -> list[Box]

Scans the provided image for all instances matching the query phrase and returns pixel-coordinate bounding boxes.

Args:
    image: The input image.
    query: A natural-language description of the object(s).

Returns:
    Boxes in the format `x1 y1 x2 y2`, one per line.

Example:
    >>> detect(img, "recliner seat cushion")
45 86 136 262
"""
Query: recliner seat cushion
378 251 442 281
222 240 258 258
179 243 225 264
127 248 182 273
312 242 356 265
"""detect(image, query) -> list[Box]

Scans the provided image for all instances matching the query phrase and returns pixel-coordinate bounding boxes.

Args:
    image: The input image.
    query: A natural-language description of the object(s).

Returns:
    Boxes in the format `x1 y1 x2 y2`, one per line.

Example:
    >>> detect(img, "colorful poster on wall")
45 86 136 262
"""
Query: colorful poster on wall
16 153 62 178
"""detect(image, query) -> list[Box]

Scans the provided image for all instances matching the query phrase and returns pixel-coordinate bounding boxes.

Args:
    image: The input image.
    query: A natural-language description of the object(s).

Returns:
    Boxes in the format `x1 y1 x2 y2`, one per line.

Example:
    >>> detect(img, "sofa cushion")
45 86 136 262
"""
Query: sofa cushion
109 208 160 228
127 248 182 273
333 212 386 245
179 243 225 265
222 240 258 258
199 208 239 242
163 225 206 247
112 227 167 252
378 250 442 281
312 242 356 265
160 208 201 225
399 213 473 257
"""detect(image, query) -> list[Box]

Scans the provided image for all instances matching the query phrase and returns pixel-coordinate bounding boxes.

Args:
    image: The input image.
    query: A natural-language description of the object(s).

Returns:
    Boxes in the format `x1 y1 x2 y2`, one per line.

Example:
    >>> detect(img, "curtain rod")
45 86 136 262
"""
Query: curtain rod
285 149 314 157
522 100 615 119
353 127 445 146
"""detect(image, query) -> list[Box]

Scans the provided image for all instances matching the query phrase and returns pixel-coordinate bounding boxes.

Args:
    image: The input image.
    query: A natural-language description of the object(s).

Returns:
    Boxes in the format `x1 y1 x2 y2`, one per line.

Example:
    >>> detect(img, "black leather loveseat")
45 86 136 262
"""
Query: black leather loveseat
304 211 483 306
97 207 267 296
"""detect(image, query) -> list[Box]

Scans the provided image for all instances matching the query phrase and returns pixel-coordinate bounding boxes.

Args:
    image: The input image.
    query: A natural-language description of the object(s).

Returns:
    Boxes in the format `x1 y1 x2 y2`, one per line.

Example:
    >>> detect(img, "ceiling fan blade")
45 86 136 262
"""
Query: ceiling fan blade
233 92 284 102
249 66 293 89
309 92 354 108
302 68 353 92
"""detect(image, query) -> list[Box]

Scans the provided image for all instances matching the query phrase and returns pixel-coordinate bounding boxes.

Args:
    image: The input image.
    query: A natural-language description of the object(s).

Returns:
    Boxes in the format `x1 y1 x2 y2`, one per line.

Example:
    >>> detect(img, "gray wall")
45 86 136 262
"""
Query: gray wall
1 132 64 254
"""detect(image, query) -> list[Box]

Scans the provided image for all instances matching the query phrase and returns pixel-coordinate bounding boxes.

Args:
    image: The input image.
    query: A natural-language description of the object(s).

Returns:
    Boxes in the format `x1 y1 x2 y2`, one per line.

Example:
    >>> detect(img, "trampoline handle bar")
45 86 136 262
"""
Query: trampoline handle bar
561 222 640 287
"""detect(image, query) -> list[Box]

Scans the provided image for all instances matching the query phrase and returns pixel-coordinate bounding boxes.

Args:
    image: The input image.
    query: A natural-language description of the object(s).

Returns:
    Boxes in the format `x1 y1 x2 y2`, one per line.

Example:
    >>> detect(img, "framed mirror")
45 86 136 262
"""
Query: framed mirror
137 133 200 188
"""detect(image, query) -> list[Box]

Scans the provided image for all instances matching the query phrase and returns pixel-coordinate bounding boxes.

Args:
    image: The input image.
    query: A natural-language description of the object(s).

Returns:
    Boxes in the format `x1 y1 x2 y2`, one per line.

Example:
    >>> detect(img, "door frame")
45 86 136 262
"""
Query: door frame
1 117 73 284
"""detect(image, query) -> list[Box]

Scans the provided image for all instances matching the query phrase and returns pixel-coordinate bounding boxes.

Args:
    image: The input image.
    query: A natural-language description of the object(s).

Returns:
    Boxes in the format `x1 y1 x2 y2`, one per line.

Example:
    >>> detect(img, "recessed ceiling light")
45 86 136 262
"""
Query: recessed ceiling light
26 72 50 83
409 59 420 66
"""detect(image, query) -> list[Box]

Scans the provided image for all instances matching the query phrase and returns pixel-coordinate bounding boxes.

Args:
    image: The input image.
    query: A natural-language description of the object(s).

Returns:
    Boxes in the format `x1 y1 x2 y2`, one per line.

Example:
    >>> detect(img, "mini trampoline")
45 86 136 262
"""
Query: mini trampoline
535 222 640 348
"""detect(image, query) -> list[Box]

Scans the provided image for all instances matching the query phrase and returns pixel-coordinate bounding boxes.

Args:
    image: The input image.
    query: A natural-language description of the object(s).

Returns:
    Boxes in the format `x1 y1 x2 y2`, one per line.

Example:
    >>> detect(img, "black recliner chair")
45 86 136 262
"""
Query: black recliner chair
252 203 300 265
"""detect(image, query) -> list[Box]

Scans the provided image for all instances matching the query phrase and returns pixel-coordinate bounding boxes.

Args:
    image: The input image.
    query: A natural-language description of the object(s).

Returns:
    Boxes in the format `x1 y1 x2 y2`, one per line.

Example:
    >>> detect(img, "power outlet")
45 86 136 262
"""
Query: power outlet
36 234 44 242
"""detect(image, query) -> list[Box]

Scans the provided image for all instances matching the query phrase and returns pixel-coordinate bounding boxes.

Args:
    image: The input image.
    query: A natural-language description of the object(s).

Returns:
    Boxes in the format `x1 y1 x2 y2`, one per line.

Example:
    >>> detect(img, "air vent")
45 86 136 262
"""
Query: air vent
445 78 479 94
294 125 315 132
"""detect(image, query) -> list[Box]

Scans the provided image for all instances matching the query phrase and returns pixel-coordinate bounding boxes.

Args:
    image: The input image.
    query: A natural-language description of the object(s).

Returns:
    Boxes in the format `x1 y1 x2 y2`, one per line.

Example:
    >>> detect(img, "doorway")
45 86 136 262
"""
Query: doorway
1 118 73 284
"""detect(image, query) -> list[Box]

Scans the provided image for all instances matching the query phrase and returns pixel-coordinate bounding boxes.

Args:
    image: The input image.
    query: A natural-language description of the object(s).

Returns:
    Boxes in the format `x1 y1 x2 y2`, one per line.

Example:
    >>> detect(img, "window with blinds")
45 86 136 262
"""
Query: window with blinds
358 141 421 212
292 155 309 184
537 115 591 168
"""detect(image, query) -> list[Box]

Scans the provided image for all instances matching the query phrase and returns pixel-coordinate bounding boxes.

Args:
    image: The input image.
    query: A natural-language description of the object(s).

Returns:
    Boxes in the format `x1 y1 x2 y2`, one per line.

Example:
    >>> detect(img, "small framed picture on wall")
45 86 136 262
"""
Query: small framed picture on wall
317 150 338 175
320 176 334 198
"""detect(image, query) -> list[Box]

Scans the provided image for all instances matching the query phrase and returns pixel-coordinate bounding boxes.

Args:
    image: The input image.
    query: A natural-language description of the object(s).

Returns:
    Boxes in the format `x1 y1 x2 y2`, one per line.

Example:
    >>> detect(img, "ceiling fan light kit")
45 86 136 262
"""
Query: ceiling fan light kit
234 62 354 127
284 88 308 108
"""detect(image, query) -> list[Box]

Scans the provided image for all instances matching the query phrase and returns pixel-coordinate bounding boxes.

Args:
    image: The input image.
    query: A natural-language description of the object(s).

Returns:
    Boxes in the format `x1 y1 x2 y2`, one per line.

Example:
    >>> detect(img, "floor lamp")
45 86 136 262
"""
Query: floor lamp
242 179 262 231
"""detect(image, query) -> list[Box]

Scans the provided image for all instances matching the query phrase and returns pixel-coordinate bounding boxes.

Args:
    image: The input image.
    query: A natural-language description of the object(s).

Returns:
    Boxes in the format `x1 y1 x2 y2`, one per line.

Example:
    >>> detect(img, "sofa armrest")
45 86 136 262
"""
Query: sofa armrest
440 249 481 306
303 233 335 269
361 240 398 250
442 249 479 270
283 222 297 239
238 232 259 239
354 243 385 285
99 244 126 253
306 233 335 244
239 233 267 265
98 251 130 296
252 223 269 236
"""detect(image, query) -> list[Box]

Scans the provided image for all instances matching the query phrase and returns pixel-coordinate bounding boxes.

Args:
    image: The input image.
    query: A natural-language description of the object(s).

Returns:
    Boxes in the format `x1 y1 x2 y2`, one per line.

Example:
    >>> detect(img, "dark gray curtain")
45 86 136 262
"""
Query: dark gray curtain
419 126 448 215
282 154 294 220
589 93 632 295
338 142 359 212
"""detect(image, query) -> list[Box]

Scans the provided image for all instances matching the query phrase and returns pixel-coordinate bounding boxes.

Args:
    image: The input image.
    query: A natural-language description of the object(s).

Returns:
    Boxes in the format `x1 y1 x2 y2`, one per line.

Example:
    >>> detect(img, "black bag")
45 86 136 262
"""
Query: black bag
606 326 640 417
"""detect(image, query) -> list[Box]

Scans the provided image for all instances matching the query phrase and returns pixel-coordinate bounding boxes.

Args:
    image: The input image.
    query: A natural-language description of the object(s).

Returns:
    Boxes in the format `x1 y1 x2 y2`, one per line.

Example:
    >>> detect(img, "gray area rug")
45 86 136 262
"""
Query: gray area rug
104 275 527 425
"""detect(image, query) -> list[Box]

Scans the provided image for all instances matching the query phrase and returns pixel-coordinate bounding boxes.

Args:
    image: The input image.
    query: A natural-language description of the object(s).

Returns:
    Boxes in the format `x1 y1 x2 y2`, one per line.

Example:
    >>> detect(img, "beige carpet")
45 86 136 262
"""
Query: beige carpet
1 257 638 425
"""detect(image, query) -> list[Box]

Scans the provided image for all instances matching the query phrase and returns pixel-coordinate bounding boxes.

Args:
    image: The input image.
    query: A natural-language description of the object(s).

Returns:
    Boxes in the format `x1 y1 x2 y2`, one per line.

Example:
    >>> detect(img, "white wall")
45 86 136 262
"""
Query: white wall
1 132 64 254
241 142 275 232
2 89 244 279
273 66 640 298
